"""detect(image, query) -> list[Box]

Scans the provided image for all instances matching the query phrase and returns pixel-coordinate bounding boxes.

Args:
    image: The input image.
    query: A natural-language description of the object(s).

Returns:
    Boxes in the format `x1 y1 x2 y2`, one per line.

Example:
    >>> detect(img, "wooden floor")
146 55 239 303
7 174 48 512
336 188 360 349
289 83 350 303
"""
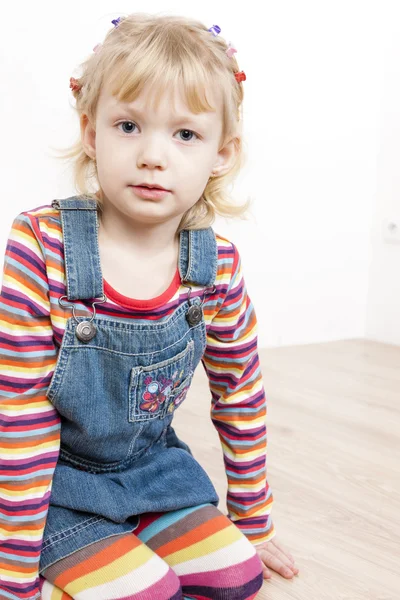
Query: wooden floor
173 339 400 600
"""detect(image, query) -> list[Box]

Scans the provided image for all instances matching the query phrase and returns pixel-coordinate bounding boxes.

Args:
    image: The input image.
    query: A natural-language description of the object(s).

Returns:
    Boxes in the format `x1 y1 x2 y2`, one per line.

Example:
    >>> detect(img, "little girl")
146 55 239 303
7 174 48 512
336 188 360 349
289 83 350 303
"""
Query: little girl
0 12 298 600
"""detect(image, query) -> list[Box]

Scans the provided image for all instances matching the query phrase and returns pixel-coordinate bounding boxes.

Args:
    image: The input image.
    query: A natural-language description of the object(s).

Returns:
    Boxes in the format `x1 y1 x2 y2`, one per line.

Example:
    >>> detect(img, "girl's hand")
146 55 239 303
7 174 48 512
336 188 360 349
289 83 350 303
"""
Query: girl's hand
254 536 300 580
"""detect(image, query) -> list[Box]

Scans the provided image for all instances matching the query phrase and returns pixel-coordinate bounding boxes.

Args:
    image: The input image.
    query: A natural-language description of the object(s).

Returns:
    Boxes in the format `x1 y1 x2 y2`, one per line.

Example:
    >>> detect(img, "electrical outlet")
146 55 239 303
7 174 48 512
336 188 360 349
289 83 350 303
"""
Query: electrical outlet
383 219 400 244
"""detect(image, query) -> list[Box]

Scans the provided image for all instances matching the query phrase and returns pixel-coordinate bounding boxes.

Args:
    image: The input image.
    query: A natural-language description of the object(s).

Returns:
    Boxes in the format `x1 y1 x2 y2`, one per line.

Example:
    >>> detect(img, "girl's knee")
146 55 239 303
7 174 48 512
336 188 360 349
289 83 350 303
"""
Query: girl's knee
39 541 182 600
40 568 181 600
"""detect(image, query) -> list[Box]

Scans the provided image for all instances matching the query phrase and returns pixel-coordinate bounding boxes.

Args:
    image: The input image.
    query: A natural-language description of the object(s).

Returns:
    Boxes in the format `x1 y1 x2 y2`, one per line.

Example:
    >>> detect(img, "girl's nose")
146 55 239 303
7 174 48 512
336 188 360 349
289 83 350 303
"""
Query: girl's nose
136 137 168 170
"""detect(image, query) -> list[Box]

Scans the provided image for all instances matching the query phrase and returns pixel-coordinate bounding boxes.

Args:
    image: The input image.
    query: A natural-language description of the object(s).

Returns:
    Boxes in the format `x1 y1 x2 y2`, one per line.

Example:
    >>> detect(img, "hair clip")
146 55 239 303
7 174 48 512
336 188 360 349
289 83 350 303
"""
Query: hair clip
208 25 221 36
234 71 246 83
112 17 122 28
226 42 237 58
207 28 245 83
70 77 82 92
93 43 102 53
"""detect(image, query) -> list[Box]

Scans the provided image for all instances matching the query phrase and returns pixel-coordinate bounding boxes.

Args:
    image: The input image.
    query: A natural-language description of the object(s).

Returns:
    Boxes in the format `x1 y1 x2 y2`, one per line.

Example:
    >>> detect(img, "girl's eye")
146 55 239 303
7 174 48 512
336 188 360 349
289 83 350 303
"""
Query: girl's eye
177 129 199 142
118 121 137 134
116 121 200 142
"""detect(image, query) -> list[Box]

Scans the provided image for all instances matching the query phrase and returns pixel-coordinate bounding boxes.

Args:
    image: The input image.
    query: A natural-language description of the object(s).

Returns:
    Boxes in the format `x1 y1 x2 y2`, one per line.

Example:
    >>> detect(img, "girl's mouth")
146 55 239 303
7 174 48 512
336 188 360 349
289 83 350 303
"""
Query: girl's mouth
129 186 171 200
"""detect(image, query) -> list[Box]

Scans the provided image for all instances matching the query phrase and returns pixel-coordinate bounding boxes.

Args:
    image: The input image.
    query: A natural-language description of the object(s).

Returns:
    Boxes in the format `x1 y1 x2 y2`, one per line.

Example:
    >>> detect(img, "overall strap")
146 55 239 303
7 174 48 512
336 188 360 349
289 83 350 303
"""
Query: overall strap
51 196 103 301
178 228 218 288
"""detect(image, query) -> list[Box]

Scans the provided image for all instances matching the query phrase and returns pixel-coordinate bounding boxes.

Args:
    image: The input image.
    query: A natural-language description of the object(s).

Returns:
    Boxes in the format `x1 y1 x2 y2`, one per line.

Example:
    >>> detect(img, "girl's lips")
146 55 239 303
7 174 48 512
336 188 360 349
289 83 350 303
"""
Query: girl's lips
130 185 171 200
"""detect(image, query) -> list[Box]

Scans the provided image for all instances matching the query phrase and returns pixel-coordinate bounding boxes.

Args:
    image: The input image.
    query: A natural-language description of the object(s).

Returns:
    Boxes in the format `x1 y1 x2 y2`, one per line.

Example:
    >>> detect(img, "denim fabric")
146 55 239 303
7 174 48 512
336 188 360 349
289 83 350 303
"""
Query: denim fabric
39 196 219 573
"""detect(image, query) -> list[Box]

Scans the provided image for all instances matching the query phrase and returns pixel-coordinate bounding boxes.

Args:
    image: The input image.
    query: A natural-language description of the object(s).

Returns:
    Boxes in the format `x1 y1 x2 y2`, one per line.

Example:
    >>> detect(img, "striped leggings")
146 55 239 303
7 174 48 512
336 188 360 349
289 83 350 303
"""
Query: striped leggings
39 503 265 599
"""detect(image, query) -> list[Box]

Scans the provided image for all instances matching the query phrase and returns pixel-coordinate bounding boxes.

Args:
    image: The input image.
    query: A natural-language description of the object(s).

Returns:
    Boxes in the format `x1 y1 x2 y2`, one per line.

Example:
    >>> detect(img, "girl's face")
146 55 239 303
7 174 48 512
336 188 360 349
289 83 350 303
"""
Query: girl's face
81 81 236 229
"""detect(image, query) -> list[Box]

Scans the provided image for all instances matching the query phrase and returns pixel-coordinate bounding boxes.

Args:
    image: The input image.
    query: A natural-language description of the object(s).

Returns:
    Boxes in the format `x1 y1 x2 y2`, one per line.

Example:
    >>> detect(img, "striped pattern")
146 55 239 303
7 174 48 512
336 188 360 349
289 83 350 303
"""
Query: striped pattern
0 205 275 600
38 503 264 599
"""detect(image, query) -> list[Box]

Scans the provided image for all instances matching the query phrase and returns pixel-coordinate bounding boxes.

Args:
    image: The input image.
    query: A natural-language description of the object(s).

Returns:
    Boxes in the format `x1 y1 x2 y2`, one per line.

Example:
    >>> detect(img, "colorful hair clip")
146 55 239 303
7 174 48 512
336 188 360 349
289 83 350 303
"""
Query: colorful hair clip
93 43 102 53
226 42 237 58
69 77 82 92
208 30 244 84
208 25 221 36
234 71 246 83
112 17 122 28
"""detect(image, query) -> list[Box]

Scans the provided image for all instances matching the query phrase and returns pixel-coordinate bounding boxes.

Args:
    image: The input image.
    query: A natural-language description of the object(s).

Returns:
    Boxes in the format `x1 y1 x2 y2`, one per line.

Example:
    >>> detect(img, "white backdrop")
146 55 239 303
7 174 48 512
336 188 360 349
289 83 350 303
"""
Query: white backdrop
0 0 398 347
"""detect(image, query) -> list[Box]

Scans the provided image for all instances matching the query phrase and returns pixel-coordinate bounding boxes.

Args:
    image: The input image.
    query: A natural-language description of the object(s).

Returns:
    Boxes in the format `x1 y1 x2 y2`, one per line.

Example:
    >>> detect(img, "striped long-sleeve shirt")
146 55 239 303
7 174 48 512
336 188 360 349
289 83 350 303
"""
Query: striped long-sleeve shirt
0 204 275 600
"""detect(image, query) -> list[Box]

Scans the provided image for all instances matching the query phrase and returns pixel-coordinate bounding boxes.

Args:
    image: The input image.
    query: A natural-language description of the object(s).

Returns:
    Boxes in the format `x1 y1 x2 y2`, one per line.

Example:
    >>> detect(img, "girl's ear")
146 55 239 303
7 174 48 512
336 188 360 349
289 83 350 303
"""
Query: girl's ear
213 136 239 177
80 114 96 160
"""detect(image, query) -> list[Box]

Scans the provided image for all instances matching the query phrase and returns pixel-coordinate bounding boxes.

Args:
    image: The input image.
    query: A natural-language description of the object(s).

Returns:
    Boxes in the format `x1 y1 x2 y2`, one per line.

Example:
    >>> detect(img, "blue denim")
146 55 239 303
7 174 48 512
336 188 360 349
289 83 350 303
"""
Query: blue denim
39 196 220 573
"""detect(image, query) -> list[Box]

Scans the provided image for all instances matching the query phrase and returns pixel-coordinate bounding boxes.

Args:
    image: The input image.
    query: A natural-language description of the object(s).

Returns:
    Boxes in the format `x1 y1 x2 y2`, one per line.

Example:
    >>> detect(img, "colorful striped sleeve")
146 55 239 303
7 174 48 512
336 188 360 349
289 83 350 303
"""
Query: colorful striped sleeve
0 213 61 600
202 241 275 546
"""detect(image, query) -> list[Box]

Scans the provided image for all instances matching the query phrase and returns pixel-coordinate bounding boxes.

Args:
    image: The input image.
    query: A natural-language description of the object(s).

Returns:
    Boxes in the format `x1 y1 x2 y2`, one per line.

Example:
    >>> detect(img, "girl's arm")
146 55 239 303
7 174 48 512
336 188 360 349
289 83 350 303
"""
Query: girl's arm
0 213 61 600
202 240 275 547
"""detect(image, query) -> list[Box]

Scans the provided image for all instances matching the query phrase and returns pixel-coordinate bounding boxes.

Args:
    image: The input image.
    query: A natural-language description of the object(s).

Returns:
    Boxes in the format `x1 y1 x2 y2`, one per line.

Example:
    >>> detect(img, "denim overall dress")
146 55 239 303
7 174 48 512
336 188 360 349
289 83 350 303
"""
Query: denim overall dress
39 196 220 573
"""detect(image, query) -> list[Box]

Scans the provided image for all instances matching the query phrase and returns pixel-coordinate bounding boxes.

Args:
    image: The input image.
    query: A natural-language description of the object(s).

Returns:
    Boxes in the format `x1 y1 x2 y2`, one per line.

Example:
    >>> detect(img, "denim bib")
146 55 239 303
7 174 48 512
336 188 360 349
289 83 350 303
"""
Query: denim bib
39 196 220 573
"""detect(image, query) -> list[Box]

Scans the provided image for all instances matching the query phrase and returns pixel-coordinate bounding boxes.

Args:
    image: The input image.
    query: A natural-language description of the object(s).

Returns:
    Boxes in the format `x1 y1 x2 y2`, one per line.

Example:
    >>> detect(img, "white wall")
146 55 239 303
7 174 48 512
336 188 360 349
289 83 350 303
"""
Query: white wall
365 22 400 346
215 0 383 347
0 1 397 347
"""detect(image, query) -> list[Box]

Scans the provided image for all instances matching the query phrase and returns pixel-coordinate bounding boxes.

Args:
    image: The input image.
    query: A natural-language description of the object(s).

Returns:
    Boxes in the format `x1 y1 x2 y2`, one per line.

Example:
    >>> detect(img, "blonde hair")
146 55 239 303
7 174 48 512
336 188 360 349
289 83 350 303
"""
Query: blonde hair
55 12 252 232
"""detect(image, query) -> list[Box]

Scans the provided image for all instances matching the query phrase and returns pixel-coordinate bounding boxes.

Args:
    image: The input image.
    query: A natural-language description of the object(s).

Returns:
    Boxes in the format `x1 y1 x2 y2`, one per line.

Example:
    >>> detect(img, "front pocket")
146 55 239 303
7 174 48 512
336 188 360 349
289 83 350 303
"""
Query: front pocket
128 339 194 423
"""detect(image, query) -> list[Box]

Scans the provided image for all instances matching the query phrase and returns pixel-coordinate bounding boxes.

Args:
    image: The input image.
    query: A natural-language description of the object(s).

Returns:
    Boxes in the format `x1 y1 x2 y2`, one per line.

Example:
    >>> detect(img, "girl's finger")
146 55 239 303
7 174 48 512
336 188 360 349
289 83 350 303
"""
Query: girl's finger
268 542 295 568
262 551 295 578
261 544 297 577
263 567 272 580
271 538 295 563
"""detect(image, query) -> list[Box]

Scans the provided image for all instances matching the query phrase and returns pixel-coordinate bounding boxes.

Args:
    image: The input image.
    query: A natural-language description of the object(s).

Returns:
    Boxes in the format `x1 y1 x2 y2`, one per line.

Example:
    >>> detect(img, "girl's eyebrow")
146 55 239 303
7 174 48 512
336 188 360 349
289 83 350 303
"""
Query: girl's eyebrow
112 104 212 126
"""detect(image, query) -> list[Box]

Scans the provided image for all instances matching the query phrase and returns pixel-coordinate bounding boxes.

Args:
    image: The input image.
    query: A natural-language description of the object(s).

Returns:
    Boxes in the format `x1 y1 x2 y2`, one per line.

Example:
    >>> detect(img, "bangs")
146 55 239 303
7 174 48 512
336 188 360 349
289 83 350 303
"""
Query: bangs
105 44 225 117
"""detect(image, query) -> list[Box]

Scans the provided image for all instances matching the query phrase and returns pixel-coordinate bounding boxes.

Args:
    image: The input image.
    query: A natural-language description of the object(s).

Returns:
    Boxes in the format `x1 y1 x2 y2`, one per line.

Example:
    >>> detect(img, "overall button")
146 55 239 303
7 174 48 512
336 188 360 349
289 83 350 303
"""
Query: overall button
186 304 203 326
76 321 96 342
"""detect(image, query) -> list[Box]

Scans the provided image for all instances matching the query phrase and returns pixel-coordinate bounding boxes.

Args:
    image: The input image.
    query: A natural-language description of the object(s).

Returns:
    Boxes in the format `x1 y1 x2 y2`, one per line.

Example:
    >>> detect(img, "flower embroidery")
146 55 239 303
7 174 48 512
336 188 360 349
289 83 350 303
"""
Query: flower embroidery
167 383 190 414
139 376 169 413
139 369 185 413
173 385 190 407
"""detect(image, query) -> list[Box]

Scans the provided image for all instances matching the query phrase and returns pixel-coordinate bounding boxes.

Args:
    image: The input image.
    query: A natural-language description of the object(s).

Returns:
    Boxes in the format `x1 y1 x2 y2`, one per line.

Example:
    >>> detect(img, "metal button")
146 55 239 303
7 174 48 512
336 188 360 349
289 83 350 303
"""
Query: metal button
76 320 96 342
186 304 203 326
